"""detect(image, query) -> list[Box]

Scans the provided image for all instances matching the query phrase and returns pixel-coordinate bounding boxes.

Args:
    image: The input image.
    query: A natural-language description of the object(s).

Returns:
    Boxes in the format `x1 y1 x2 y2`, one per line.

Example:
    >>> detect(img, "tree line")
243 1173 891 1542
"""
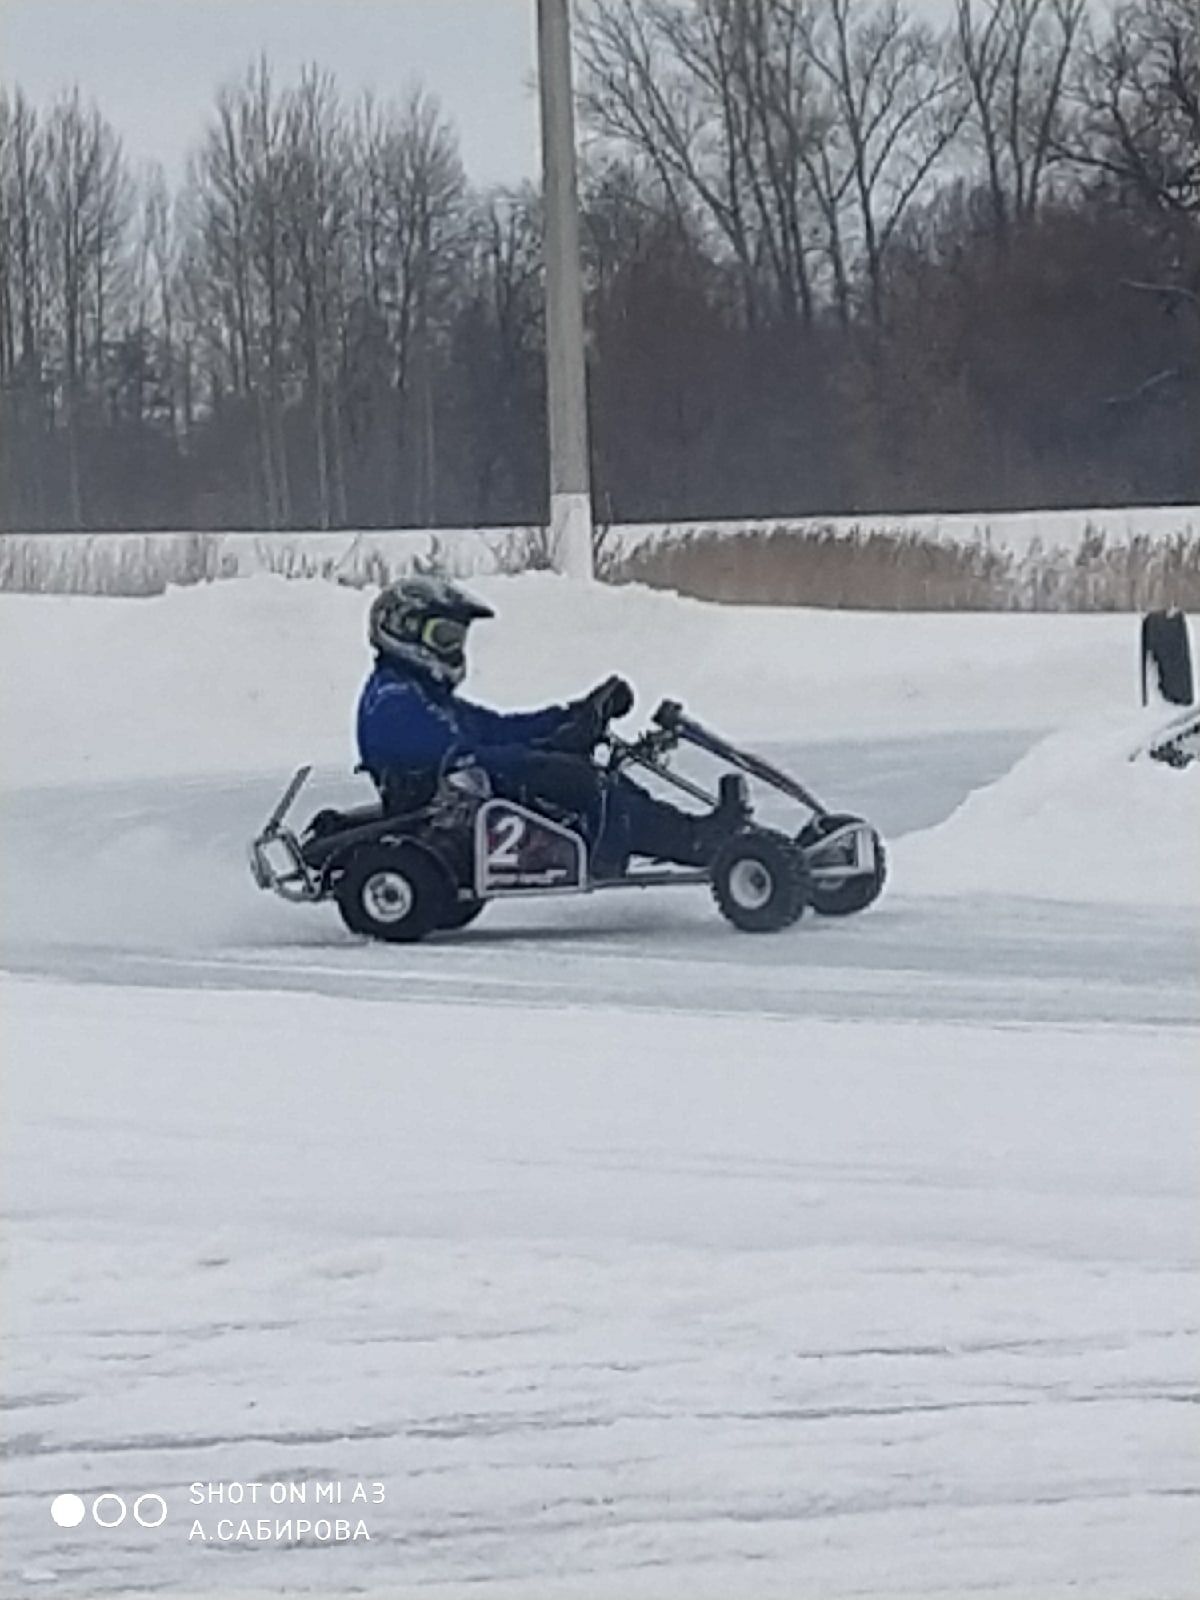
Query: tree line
0 0 1196 535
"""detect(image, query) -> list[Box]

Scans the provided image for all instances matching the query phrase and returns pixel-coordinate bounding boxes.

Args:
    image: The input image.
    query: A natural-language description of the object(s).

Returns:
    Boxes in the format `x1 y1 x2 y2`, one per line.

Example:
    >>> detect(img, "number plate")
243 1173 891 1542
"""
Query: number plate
476 800 587 893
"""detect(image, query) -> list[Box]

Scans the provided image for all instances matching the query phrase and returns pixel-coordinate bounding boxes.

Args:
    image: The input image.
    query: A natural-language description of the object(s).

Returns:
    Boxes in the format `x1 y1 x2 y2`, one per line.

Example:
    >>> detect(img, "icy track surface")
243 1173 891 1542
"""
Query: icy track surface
2 730 1198 1600
2 730 1195 1030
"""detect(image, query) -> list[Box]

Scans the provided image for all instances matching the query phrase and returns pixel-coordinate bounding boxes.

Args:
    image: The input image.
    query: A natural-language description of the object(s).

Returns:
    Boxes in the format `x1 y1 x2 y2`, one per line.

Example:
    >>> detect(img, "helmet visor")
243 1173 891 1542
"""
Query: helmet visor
421 615 469 659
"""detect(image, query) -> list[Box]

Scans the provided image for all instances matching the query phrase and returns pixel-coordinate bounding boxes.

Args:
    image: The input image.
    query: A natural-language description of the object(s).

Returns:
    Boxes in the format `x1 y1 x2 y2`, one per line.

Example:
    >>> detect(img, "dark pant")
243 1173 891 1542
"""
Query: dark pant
482 748 702 869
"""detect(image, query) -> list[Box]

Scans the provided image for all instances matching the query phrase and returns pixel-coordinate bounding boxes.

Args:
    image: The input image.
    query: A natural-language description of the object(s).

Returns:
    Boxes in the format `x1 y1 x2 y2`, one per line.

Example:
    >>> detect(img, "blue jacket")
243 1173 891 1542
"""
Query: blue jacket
357 658 570 784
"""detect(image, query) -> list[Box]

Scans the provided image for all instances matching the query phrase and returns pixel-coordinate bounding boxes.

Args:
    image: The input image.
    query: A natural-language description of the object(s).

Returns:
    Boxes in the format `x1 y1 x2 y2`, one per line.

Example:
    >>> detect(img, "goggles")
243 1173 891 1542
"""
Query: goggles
420 615 469 656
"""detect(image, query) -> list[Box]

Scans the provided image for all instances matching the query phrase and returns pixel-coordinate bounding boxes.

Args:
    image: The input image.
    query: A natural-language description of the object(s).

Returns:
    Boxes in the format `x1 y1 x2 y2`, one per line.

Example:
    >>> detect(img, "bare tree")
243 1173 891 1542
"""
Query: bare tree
188 59 296 524
1066 0 1199 217
141 164 179 438
41 89 131 525
582 0 963 327
3 32 1195 533
348 87 465 522
719 0 821 324
580 0 766 319
455 186 545 519
0 89 48 382
955 0 1087 241
282 68 351 528
797 0 965 324
0 90 49 524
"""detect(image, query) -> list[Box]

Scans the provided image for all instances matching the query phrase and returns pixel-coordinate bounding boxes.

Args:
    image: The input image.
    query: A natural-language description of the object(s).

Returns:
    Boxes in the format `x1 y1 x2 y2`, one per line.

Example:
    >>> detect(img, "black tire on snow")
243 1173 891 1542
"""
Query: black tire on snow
711 829 808 933
335 844 452 944
440 899 486 931
797 812 888 917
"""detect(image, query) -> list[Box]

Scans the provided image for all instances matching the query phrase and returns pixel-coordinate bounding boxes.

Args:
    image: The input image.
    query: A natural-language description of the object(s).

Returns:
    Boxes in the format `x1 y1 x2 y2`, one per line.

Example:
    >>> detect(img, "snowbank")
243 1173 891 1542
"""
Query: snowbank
0 573 1142 788
895 713 1200 906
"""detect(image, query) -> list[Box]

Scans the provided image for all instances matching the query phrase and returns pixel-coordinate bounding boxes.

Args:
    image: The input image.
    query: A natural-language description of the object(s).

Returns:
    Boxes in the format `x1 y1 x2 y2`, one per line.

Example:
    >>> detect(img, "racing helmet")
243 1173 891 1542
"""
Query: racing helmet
368 576 494 686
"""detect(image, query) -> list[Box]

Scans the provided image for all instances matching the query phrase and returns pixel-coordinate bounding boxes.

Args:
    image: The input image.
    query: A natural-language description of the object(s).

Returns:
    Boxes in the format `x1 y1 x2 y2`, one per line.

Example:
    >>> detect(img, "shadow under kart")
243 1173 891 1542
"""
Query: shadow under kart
250 700 887 941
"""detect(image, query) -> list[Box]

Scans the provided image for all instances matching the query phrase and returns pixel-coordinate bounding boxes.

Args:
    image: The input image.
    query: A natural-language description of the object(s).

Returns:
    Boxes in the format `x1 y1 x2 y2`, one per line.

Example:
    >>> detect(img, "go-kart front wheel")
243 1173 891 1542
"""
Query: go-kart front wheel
797 812 887 916
711 830 808 933
335 844 452 943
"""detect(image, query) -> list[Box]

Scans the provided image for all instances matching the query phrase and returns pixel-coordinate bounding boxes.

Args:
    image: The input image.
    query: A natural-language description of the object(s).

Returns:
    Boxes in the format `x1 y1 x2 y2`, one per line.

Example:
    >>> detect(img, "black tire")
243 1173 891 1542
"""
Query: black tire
711 829 808 933
441 899 485 931
797 812 888 917
335 844 452 944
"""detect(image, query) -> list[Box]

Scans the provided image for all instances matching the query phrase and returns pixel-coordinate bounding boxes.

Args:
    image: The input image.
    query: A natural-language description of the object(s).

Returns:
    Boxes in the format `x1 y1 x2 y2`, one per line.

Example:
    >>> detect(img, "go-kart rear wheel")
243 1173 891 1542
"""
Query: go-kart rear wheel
797 812 887 917
711 830 808 933
441 898 485 931
335 844 452 943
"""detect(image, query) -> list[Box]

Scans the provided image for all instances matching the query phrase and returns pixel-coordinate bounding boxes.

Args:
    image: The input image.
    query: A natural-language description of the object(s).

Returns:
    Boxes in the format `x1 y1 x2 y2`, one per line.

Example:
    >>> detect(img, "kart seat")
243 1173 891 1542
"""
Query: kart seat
306 802 384 838
300 802 413 870
299 767 440 869
369 765 439 814
337 802 387 830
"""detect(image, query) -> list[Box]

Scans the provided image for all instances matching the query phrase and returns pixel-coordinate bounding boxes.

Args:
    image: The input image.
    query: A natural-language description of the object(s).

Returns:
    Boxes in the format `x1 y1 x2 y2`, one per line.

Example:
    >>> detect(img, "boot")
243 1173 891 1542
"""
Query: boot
686 774 752 865
619 773 750 869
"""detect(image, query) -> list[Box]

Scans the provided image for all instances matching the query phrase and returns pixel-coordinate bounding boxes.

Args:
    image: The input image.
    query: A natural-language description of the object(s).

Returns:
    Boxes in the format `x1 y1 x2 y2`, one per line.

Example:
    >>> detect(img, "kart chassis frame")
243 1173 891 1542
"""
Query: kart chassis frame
250 701 876 907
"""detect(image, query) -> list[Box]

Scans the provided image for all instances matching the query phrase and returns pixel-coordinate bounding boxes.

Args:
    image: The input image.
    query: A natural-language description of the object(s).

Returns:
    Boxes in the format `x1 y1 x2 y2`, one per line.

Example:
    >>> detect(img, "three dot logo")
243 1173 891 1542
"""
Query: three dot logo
51 1492 167 1530
49 1495 85 1529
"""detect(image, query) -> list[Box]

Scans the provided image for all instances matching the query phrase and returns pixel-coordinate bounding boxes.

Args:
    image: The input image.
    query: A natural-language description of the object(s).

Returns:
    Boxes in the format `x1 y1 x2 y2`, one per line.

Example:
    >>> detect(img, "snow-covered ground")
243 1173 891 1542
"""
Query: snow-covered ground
1 576 1197 1599
5 978 1196 1600
0 572 1163 781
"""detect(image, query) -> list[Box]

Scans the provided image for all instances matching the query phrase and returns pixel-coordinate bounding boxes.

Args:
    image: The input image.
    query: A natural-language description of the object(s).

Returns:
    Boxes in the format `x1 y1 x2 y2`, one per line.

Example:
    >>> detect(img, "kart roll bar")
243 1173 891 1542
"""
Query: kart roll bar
264 763 313 834
249 764 322 902
608 731 719 807
653 701 830 819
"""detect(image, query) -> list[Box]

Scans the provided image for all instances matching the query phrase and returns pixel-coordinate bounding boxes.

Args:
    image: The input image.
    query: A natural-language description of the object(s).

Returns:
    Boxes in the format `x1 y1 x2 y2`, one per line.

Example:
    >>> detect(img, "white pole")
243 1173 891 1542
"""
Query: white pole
537 0 595 580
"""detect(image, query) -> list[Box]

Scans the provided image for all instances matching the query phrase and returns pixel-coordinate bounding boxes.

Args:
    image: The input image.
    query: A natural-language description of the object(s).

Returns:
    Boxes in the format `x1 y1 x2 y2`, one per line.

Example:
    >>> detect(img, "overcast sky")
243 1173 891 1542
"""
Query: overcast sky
1 0 954 190
0 0 542 186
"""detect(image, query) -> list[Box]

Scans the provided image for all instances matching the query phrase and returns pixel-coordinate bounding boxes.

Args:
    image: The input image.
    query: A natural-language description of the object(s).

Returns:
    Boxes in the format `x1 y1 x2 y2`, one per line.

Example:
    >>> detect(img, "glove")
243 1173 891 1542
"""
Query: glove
588 674 634 723
546 677 635 754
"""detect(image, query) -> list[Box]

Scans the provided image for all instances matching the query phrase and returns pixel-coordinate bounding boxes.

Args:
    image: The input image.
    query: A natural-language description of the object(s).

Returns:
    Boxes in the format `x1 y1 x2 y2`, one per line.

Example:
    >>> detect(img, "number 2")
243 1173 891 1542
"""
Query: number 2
490 813 526 867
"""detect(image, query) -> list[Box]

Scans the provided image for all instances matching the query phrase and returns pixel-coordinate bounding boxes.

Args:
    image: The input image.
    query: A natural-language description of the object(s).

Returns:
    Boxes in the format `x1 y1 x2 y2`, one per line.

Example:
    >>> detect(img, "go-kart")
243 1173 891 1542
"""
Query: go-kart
249 699 886 941
1133 704 1200 769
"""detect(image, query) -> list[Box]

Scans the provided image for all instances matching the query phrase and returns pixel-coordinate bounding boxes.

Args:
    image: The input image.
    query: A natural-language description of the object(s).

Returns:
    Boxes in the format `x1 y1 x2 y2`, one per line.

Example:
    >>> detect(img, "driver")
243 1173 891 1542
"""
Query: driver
356 577 745 875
